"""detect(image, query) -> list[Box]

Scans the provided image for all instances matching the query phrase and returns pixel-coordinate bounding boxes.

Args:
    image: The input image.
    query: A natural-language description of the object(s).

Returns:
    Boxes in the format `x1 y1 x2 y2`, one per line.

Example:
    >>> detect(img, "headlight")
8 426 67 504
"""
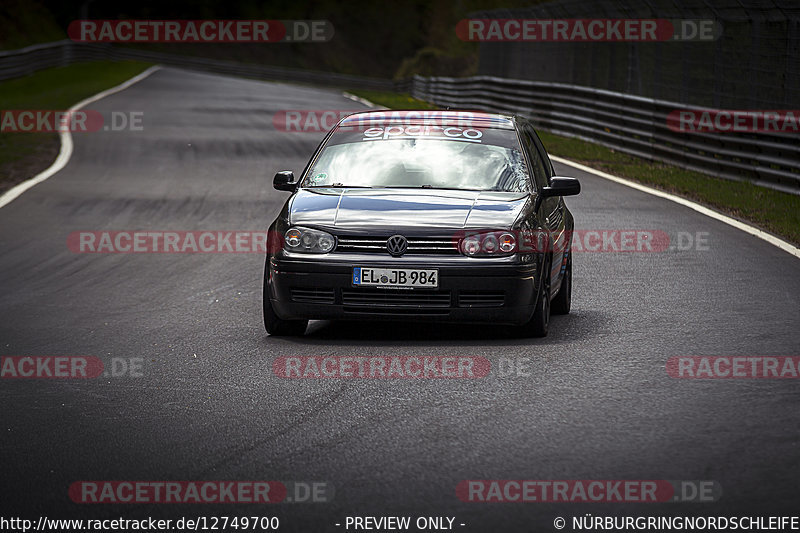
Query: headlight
284 227 335 253
460 231 517 257
499 233 516 252
461 235 481 255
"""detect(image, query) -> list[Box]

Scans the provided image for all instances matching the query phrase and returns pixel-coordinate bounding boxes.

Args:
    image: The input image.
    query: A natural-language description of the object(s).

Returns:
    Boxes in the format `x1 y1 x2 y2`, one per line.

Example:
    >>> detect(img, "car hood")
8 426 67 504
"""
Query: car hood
288 188 530 229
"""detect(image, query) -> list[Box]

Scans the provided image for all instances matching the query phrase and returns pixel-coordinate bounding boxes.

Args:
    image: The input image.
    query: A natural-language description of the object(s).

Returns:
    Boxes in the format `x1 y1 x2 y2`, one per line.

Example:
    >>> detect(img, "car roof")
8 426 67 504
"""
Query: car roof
338 110 517 130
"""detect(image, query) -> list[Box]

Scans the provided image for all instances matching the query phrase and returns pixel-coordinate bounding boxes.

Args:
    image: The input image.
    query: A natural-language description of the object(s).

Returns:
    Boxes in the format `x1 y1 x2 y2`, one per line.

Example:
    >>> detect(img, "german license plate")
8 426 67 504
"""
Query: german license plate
353 267 438 288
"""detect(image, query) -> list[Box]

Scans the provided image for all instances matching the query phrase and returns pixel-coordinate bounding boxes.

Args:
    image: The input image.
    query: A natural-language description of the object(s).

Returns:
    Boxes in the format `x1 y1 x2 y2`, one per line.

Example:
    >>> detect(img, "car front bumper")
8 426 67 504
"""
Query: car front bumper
267 253 540 325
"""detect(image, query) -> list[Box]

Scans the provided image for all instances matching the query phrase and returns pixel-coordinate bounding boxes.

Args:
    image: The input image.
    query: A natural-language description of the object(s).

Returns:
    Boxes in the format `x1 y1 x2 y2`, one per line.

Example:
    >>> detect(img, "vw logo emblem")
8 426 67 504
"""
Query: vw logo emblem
386 235 408 257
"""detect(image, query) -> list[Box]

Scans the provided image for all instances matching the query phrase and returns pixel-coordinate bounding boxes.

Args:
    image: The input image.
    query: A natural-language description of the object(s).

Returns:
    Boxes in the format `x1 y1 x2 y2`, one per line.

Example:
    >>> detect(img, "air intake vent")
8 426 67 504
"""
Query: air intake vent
458 291 505 308
291 288 335 304
341 288 451 308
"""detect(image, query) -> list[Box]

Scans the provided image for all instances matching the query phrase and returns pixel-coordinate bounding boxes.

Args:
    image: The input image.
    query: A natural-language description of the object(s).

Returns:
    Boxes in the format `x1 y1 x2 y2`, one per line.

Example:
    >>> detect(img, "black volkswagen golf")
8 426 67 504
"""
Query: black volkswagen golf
264 110 580 337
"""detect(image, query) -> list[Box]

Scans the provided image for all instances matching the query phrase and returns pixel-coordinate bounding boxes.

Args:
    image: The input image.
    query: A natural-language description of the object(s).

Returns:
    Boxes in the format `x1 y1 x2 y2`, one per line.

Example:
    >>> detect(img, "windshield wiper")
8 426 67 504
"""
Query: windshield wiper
387 185 484 191
306 184 372 188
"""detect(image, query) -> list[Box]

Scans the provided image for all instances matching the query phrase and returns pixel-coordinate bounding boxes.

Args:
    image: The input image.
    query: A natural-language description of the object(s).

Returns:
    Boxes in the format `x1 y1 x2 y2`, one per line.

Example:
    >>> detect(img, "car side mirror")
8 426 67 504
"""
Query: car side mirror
542 176 581 198
273 171 298 192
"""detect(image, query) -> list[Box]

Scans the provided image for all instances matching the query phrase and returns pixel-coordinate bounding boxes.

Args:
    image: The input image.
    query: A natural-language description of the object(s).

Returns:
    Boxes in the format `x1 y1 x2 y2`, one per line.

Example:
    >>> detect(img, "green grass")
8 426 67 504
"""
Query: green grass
349 89 799 246
0 61 152 193
0 61 152 109
347 90 438 110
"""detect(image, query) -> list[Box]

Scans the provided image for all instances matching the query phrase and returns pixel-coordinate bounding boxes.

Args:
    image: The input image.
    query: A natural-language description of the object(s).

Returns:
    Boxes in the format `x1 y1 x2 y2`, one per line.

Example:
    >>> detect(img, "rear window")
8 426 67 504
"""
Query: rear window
301 125 530 192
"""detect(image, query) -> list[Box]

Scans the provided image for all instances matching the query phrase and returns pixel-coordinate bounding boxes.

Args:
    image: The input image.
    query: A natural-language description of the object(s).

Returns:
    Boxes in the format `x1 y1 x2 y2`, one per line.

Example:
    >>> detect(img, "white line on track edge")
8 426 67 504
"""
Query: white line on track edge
549 155 799 259
342 92 387 109
0 65 162 210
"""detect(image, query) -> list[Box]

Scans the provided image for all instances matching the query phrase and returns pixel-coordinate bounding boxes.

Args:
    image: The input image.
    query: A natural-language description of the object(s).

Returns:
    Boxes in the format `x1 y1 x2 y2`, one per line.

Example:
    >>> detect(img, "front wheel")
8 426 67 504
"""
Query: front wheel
551 253 571 315
521 257 550 337
263 282 308 336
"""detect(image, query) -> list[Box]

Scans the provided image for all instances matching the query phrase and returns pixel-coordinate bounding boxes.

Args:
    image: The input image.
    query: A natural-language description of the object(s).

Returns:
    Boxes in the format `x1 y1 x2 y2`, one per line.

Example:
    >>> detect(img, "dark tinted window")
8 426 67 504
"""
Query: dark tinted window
521 124 550 191
529 128 554 180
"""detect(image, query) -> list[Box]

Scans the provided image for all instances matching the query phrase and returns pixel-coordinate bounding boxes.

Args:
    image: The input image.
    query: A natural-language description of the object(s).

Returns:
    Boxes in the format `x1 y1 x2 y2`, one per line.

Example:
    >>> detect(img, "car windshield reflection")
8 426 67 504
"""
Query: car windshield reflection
304 138 530 192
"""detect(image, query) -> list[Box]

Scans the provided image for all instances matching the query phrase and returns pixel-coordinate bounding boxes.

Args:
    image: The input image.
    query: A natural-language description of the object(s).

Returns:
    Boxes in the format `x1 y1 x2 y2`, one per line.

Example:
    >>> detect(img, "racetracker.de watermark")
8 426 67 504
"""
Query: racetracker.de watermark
67 231 277 254
68 481 332 504
66 230 710 254
457 480 721 503
455 229 709 253
0 110 143 133
0 356 143 379
273 110 484 132
667 356 800 379
456 19 721 42
68 20 333 43
273 356 491 378
667 109 800 133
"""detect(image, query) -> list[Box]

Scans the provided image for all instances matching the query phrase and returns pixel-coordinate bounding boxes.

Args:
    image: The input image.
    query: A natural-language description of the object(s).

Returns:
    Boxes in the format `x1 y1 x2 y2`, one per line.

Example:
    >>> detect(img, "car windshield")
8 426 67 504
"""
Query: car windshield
303 125 530 192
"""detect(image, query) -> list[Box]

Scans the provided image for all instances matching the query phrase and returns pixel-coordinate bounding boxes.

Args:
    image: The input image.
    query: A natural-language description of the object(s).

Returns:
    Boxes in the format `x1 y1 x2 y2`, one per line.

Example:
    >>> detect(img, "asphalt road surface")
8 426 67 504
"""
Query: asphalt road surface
1 68 799 532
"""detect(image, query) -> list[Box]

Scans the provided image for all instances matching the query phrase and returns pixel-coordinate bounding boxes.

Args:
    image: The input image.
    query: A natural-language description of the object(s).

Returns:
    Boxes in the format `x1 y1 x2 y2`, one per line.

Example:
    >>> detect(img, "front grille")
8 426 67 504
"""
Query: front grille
291 288 335 304
336 236 459 255
341 288 451 309
458 291 505 308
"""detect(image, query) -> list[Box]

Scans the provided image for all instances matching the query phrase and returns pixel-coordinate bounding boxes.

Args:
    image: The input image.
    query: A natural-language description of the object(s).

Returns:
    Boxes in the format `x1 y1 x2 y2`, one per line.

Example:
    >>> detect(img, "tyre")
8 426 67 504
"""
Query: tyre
551 252 572 315
263 281 308 336
521 256 551 337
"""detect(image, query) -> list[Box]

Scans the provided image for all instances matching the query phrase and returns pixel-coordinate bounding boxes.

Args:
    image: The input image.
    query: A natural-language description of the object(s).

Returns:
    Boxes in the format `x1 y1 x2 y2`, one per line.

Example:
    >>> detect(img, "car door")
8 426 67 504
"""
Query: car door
520 122 566 293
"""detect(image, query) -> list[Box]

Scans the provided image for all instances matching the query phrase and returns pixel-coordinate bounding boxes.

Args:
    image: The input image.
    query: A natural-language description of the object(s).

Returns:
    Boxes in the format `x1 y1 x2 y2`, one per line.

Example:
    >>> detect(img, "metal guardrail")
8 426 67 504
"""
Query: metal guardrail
0 41 796 194
0 40 76 80
411 75 800 195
